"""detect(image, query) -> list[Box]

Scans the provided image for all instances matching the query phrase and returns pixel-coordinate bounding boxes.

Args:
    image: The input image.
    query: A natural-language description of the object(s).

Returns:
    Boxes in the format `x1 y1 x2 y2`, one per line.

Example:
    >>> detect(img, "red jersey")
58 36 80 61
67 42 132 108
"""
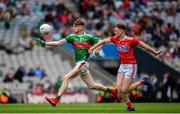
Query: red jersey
110 36 140 64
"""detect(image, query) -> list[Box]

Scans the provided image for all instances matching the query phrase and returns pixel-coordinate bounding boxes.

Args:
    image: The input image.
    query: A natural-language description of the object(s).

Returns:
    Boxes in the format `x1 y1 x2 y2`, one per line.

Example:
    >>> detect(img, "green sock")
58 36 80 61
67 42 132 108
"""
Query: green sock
56 95 61 100
106 87 111 92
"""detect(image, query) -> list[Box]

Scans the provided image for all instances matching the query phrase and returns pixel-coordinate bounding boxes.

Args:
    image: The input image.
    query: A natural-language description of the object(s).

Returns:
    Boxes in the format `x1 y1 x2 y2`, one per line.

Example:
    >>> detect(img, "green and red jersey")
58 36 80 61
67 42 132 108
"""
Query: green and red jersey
65 33 99 62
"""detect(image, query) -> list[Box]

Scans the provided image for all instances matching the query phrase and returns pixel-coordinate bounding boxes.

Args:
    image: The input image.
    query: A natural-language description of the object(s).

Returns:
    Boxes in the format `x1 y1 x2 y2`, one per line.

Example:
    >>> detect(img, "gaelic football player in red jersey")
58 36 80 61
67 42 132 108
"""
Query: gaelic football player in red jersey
89 23 162 111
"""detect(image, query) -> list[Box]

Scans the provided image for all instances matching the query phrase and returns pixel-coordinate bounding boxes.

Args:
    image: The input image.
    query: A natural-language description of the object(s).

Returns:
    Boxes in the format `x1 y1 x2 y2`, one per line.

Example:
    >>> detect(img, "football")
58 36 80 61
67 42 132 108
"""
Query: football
39 24 52 35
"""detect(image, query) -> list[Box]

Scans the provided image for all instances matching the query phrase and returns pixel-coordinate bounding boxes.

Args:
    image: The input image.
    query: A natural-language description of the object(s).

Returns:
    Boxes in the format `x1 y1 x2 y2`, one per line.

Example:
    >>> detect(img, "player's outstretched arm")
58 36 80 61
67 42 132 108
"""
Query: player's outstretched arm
45 39 66 46
34 38 66 47
89 38 111 54
138 41 163 56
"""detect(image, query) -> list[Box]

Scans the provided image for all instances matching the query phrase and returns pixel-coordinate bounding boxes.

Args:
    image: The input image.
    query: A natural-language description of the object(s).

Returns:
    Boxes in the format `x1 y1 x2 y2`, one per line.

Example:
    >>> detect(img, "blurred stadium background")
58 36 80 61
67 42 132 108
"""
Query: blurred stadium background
0 0 180 109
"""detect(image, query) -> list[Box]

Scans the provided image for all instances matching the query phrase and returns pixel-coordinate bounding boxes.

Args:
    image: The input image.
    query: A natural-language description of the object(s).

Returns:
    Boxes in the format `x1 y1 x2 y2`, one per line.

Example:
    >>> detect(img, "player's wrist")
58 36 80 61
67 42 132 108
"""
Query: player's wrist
41 39 46 46
39 39 46 47
152 49 157 55
34 37 46 47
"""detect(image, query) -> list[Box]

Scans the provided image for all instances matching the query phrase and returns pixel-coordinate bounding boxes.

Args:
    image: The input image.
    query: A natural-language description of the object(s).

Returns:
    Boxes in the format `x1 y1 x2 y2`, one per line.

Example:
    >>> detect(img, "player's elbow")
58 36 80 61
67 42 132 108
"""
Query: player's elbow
101 40 107 45
58 39 66 45
56 41 61 45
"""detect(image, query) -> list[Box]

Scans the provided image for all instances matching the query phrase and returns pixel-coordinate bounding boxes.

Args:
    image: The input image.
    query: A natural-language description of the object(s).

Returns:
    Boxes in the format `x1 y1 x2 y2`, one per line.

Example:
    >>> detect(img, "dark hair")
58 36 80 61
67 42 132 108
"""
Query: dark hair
115 23 126 31
73 18 85 26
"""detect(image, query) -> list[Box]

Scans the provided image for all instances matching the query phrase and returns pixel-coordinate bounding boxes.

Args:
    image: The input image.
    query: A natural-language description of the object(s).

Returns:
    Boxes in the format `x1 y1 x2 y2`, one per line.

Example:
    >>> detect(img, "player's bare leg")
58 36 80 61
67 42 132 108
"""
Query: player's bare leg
45 67 80 106
116 73 124 92
81 72 108 91
116 72 134 104
128 80 142 92
121 93 135 110
116 72 124 102
121 77 135 111
57 68 80 97
121 77 152 94
121 77 133 94
116 73 135 111
80 72 119 101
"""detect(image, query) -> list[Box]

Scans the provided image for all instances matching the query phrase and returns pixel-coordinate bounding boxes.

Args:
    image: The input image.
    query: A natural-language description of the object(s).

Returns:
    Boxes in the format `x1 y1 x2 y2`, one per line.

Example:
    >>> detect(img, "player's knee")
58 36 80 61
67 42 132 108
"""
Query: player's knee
121 88 128 94
88 84 96 89
117 85 121 91
63 76 70 82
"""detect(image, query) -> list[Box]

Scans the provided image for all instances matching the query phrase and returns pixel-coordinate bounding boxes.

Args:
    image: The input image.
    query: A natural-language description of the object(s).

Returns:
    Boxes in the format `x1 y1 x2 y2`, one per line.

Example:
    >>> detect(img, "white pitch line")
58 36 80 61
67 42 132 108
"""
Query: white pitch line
1 112 180 114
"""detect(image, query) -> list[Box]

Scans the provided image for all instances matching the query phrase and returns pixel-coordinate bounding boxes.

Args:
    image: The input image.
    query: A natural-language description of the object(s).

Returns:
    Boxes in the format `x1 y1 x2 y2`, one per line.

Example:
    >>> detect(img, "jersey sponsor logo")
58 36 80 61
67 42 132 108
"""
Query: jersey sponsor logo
117 45 129 52
72 42 91 49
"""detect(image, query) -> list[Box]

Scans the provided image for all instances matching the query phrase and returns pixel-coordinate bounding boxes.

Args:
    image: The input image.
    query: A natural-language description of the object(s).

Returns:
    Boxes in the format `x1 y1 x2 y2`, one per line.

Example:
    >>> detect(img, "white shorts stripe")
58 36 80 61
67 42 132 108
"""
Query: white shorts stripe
131 64 135 80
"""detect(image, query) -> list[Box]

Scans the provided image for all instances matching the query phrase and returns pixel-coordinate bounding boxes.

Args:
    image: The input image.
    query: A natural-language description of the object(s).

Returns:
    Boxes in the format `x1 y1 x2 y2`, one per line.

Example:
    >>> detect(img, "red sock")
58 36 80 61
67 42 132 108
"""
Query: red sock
140 79 144 84
126 101 133 108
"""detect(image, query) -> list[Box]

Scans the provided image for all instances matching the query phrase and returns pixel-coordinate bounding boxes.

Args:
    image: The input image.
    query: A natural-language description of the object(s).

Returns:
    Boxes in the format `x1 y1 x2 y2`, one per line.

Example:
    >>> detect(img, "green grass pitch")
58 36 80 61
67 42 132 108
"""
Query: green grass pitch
0 103 180 114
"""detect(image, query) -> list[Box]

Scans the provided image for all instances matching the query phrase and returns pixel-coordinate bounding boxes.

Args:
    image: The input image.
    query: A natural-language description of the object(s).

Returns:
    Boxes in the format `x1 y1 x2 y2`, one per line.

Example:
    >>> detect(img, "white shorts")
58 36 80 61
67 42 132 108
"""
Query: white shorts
118 64 137 79
75 60 89 76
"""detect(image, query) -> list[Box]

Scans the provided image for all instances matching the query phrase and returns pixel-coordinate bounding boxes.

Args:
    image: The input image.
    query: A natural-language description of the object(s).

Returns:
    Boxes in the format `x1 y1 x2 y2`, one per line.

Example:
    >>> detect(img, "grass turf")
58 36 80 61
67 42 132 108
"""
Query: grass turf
0 103 180 114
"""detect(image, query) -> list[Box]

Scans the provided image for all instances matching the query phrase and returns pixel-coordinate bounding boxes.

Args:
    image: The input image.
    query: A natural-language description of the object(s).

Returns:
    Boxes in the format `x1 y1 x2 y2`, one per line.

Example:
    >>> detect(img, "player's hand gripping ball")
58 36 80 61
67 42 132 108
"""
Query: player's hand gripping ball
39 24 52 35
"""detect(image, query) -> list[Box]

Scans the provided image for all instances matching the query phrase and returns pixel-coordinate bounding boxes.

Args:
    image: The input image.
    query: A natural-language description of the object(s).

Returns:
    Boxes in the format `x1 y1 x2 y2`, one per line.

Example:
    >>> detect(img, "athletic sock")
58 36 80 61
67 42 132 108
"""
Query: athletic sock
56 95 61 100
106 87 112 92
140 79 144 84
126 101 133 108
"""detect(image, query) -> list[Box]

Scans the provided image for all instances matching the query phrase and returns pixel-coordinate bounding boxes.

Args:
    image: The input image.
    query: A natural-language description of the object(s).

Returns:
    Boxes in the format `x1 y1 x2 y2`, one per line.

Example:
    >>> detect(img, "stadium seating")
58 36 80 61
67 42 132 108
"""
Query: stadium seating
0 48 87 93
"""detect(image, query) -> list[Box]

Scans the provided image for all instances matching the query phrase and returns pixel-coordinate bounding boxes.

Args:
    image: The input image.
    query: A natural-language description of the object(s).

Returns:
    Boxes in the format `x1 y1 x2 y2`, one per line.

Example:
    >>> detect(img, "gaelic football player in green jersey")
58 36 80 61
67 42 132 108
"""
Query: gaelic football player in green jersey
34 19 119 106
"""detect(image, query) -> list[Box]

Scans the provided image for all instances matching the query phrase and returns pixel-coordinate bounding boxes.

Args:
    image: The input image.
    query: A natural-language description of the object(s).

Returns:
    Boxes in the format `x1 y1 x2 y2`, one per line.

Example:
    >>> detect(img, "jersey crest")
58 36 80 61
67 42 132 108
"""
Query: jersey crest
117 45 129 52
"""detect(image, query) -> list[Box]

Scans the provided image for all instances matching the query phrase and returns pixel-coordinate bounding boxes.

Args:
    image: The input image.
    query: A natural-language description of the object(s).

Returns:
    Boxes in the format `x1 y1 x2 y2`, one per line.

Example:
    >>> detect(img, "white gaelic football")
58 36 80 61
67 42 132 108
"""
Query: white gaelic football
39 24 52 35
